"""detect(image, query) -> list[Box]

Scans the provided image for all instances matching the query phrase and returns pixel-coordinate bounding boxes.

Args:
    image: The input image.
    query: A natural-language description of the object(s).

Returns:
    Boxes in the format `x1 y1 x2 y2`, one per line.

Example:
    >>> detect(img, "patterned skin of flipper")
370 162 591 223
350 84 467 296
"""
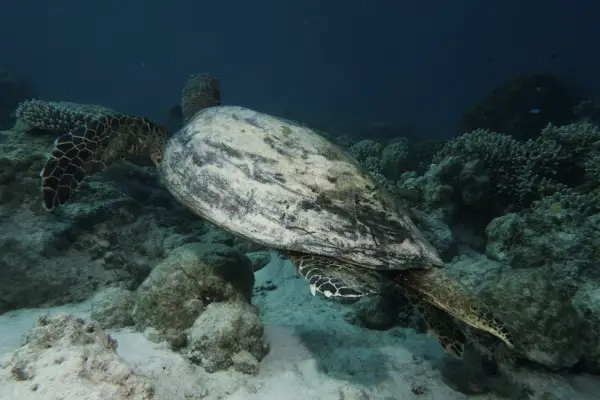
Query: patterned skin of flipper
291 254 465 358
40 114 167 211
390 267 515 350
289 253 381 302
404 291 466 359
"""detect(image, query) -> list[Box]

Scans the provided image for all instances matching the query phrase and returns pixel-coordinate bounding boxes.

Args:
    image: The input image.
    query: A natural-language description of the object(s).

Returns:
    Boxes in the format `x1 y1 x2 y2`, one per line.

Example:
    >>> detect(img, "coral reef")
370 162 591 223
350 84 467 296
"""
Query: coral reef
459 72 582 140
186 301 269 374
133 242 256 348
90 287 136 329
334 117 600 373
0 314 155 399
393 123 600 231
5 261 594 399
0 101 258 314
98 240 271 374
448 254 593 370
15 99 117 133
2 86 600 399
347 137 444 187
2 102 270 377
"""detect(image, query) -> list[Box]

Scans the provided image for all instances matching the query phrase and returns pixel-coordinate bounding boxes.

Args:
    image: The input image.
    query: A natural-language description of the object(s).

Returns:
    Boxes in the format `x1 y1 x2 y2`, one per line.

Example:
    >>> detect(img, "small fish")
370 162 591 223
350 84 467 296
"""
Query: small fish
528 108 541 115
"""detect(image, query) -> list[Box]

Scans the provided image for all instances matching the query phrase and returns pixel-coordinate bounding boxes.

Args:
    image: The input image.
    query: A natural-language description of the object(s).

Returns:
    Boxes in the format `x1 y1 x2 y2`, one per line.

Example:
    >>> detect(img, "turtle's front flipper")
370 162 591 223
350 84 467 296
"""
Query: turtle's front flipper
40 115 167 211
289 253 381 302
404 292 465 358
391 267 515 350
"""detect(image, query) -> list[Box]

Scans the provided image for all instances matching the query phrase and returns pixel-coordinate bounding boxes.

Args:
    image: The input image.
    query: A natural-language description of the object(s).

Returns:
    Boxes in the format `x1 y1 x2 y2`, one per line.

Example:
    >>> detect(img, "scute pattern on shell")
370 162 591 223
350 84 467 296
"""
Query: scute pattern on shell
161 106 443 271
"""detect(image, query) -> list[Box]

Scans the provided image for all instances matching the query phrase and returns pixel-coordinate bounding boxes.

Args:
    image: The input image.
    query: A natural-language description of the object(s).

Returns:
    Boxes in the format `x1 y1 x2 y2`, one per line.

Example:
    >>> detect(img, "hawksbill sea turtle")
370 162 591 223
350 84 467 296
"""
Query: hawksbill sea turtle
38 98 515 359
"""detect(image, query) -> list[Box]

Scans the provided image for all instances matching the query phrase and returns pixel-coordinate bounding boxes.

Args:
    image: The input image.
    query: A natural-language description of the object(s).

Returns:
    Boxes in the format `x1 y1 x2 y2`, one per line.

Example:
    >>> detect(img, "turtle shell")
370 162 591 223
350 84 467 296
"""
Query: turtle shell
161 105 443 271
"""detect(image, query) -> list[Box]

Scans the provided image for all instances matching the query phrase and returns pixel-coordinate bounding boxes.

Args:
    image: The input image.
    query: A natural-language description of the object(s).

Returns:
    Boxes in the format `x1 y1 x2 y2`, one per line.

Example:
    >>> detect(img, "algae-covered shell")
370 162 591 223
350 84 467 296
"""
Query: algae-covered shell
161 105 443 271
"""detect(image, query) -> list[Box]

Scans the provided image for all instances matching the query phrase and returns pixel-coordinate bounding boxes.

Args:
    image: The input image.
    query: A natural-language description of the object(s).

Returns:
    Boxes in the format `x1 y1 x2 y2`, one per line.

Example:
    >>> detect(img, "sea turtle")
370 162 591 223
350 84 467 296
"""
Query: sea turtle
39 104 515 359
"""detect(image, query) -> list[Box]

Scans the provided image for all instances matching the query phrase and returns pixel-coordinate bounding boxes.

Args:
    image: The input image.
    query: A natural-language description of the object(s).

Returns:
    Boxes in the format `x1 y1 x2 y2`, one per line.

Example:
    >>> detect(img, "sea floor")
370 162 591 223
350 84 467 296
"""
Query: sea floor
0 257 598 400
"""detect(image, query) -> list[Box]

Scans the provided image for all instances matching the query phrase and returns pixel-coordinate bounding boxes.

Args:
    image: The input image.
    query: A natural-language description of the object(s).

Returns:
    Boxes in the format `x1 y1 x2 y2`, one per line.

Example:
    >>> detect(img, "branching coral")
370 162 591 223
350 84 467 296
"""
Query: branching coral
430 123 600 216
349 139 382 163
432 128 525 210
380 139 411 180
15 99 116 133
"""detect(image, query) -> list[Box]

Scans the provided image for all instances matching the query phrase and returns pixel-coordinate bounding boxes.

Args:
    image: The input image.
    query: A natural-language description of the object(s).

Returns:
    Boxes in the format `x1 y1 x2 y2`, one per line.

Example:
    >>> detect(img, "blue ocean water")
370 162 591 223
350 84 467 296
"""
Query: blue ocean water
1 1 600 399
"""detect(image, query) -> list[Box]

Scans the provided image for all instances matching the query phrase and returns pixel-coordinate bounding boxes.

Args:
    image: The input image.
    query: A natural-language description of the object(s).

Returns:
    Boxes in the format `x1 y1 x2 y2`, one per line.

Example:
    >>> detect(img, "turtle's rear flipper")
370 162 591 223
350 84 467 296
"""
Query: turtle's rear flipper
392 267 515 350
40 114 167 211
289 254 381 303
405 292 465 359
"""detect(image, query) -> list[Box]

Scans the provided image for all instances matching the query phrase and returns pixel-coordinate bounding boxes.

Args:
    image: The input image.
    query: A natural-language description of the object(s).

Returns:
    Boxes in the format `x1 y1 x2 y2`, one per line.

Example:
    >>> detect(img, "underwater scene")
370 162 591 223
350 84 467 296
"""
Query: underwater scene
1 1 600 399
